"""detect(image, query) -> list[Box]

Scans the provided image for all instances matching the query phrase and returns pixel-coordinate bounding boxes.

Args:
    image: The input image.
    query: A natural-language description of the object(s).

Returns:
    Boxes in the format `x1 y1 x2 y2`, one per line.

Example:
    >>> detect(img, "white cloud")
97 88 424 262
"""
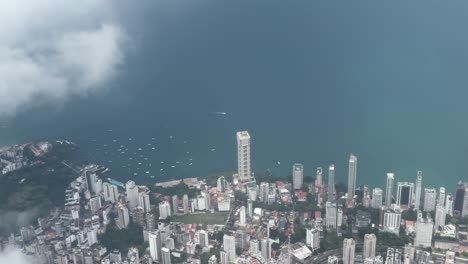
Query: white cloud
0 0 128 116
0 247 32 264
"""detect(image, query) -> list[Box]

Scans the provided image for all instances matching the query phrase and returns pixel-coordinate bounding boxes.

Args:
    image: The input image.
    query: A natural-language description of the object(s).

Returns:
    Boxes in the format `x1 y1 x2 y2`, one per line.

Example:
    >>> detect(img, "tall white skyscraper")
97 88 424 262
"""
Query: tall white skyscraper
172 195 178 215
116 204 130 229
223 234 236 263
414 171 423 209
326 202 337 229
315 167 323 187
159 201 172 220
306 228 320 251
292 163 304 190
347 154 357 202
261 238 271 261
183 194 189 214
434 205 446 232
414 212 433 248
239 206 246 225
385 173 395 208
423 187 437 212
259 182 269 203
363 234 377 260
343 238 356 264
396 182 414 209
126 181 139 209
149 231 162 261
138 192 151 213
445 193 453 216
247 199 253 218
327 164 335 202
372 188 383 209
103 182 119 203
438 187 446 207
161 248 171 264
237 131 251 181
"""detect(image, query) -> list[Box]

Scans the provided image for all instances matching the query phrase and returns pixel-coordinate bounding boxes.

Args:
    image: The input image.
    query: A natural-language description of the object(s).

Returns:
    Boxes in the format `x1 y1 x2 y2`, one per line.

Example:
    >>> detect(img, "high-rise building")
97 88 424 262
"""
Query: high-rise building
158 201 172 220
396 182 414 209
126 181 139 209
445 193 453 216
146 212 156 230
172 195 178 215
414 212 433 248
237 131 251 181
149 231 162 261
247 199 253 218
89 196 102 214
363 234 377 260
239 206 246 225
161 248 171 264
247 186 258 201
423 187 437 212
347 154 357 202
259 182 269 203
363 185 371 208
220 250 229 264
403 244 415 264
223 234 236 263
454 182 468 217
372 188 383 209
293 163 304 190
217 176 226 193
414 171 423 209
327 164 335 202
438 187 446 207
261 238 271 261
434 205 446 232
85 172 97 194
183 194 189 214
385 173 395 208
250 239 259 255
306 228 320 251
343 238 356 264
103 182 119 203
116 204 129 229
326 202 338 229
315 167 323 187
382 208 401 234
138 192 151 213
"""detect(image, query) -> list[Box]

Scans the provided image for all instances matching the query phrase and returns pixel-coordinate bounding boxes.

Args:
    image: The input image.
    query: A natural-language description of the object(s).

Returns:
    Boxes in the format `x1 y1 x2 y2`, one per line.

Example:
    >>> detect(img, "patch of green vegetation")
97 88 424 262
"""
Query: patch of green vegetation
0 142 78 235
150 182 199 199
98 223 146 255
172 212 229 225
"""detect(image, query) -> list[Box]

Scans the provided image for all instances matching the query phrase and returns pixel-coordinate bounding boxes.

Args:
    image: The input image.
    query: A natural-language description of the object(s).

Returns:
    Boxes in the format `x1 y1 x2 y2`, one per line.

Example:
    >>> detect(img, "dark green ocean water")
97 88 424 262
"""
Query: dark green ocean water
1 0 468 191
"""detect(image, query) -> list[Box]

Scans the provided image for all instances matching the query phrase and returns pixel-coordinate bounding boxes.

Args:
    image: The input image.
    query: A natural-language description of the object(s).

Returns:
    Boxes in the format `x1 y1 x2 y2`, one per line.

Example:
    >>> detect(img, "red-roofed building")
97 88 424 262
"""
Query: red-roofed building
315 211 322 220
276 181 284 188
295 190 307 202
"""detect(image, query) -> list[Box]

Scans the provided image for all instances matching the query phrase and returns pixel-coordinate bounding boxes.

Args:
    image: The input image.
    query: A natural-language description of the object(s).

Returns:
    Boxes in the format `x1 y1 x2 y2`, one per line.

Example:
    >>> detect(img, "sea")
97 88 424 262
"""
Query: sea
1 0 468 191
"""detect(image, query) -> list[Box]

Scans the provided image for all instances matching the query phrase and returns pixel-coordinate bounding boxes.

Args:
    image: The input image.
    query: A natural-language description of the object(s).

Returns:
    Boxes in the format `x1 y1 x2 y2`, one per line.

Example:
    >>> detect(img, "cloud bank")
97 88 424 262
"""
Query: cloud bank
0 247 32 264
0 0 128 116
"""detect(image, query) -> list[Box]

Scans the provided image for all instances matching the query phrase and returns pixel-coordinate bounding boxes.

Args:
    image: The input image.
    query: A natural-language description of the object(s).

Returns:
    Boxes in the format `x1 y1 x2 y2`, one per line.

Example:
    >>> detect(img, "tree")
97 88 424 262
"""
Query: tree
402 209 417 221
